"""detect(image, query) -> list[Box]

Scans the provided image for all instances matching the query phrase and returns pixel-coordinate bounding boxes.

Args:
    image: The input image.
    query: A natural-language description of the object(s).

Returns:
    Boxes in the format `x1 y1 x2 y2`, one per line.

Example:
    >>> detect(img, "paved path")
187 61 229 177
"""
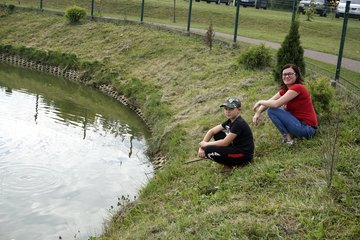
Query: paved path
150 22 360 73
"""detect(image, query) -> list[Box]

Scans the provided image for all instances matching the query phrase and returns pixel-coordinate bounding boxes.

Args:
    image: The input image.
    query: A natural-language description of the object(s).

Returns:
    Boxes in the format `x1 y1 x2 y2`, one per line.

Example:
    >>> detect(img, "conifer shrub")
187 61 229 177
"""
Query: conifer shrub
238 43 272 70
64 6 86 24
274 20 305 81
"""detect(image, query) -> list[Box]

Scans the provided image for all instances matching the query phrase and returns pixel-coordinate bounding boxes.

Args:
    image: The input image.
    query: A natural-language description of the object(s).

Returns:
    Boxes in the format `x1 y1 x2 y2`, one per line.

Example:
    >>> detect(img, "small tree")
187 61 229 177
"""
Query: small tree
274 20 305 80
305 0 315 21
204 22 215 51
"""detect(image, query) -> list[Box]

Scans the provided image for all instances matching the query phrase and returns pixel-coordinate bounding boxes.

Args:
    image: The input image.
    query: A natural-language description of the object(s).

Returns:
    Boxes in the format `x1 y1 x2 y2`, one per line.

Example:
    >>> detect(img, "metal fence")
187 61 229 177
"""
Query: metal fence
1 0 359 95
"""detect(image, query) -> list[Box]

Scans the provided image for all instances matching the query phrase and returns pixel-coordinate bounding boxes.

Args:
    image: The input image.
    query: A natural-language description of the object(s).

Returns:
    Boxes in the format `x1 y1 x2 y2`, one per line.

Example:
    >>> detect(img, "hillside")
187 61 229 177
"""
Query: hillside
0 9 359 239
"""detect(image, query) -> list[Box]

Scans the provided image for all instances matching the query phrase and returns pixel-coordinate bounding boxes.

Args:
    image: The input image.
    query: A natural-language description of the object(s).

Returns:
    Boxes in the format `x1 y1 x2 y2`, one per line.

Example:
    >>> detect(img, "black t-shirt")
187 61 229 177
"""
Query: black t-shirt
221 116 254 155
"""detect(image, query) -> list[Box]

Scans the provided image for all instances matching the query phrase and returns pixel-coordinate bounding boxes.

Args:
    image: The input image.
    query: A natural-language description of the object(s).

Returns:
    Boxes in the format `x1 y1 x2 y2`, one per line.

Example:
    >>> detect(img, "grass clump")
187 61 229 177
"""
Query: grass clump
0 44 79 68
64 5 86 24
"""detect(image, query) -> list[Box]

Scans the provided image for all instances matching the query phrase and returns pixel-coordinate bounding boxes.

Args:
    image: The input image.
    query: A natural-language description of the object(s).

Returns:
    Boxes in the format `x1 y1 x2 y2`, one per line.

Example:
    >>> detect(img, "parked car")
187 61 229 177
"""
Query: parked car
195 0 231 5
233 0 267 9
255 0 268 9
336 0 360 19
234 0 255 7
298 0 328 17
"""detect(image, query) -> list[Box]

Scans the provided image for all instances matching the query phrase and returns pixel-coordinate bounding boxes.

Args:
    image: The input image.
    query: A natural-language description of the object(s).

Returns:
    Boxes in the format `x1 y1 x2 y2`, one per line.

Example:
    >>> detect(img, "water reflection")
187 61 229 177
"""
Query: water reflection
0 63 153 239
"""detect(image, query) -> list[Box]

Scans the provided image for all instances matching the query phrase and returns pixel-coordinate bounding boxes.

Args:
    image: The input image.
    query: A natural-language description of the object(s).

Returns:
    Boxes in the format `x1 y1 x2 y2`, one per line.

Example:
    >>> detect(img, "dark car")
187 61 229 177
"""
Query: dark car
195 0 231 5
234 0 255 7
234 0 267 9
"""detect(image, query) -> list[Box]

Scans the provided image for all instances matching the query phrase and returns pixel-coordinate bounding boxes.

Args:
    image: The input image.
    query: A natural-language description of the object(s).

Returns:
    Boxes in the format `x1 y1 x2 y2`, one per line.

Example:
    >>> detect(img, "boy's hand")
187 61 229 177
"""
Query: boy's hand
199 141 208 149
198 147 206 158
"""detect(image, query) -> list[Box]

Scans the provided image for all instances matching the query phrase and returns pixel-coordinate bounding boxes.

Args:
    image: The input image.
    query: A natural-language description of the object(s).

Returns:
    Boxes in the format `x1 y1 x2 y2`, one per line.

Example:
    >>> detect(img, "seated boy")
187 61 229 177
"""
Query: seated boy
198 97 254 167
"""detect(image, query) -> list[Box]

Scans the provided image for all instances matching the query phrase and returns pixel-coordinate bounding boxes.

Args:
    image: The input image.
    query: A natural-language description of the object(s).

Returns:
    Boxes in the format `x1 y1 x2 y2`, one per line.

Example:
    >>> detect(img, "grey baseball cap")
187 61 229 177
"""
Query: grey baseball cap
220 97 241 109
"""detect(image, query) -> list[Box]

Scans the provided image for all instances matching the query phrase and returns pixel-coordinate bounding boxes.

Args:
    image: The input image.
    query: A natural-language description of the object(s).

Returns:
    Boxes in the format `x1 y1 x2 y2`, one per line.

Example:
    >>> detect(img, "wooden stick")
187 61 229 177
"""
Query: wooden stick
184 158 207 164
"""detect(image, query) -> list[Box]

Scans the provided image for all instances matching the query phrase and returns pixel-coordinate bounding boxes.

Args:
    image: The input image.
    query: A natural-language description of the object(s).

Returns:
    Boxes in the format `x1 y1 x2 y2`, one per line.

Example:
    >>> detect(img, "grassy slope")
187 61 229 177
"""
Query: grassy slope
0 11 359 239
1 0 360 61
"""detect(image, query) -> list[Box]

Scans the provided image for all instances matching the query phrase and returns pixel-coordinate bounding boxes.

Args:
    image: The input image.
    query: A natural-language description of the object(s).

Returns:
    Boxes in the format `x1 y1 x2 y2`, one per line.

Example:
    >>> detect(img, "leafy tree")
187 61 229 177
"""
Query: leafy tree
274 20 305 80
305 0 315 21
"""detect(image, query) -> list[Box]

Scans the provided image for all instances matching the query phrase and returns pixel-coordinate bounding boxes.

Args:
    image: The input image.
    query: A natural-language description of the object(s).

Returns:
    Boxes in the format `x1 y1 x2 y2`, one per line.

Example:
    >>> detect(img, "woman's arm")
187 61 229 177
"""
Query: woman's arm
253 90 298 110
252 92 281 125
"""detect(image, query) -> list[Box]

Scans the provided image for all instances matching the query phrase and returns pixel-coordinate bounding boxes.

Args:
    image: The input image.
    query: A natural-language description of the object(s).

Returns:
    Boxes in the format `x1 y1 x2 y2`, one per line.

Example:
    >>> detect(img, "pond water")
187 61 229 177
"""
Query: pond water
0 63 153 239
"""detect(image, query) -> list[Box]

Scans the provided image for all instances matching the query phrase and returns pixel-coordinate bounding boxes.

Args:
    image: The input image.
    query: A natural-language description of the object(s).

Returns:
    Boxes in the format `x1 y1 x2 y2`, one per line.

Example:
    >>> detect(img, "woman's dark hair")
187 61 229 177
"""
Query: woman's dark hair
280 63 304 90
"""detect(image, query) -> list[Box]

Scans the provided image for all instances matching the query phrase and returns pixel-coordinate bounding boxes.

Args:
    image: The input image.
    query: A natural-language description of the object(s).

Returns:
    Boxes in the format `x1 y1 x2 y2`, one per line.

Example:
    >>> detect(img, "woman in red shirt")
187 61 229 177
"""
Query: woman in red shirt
252 64 318 145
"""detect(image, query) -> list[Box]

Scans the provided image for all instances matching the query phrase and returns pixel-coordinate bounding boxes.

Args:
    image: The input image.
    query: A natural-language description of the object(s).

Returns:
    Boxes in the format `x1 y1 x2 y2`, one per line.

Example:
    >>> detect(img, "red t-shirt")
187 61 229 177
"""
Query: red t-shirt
279 84 318 127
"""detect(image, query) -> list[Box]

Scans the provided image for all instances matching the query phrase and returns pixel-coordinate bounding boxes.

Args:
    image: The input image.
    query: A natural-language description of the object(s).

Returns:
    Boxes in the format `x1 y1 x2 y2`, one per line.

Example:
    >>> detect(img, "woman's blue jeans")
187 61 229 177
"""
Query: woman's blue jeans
267 108 316 139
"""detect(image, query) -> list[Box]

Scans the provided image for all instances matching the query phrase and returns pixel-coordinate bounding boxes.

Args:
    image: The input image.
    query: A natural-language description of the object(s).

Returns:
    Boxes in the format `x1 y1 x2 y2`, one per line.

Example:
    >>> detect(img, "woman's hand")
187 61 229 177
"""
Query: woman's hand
252 112 261 126
253 100 263 112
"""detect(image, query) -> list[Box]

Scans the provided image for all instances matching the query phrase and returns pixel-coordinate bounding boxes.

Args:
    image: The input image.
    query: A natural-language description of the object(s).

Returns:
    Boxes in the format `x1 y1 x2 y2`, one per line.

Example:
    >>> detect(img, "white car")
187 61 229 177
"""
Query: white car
336 0 360 19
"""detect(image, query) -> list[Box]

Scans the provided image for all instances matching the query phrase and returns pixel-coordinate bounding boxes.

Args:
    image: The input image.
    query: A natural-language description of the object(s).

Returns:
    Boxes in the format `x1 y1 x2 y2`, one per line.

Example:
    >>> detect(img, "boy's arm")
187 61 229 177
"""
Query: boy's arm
201 132 236 148
199 125 236 148
198 124 224 158
201 125 224 143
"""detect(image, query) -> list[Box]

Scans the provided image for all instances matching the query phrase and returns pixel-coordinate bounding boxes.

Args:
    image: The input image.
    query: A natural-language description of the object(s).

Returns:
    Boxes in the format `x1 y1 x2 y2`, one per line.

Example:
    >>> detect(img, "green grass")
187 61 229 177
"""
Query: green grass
1 0 360 61
0 10 359 240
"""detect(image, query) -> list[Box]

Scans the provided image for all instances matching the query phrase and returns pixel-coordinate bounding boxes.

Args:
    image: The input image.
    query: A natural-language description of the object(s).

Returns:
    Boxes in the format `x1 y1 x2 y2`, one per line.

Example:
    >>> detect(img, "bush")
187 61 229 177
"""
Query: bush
7 4 15 12
305 77 335 118
0 4 15 17
64 6 86 23
238 43 272 70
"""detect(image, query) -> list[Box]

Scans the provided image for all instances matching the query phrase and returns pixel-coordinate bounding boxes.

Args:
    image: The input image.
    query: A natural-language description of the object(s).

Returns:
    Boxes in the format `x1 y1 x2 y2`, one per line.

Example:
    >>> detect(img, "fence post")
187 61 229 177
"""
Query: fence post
40 0 43 10
187 0 193 32
335 1 350 81
141 0 145 22
91 0 95 20
233 0 241 43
